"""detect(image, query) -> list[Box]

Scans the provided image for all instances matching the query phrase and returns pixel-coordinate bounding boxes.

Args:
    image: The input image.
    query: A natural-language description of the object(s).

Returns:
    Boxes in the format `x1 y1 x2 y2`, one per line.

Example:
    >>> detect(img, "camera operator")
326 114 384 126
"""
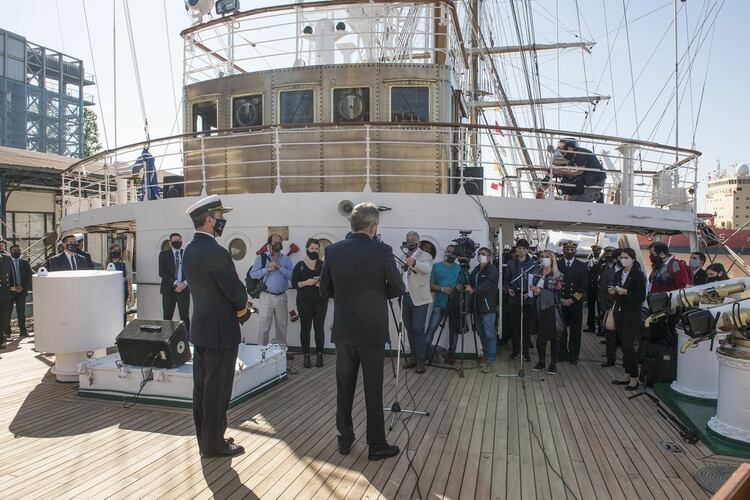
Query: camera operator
425 245 461 363
504 239 536 361
401 231 434 374
647 242 689 345
542 138 607 202
468 247 499 373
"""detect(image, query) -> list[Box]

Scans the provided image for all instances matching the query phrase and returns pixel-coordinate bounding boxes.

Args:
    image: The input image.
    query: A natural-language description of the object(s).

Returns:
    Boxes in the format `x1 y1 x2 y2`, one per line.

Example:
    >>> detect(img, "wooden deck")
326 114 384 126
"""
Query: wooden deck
0 332 740 499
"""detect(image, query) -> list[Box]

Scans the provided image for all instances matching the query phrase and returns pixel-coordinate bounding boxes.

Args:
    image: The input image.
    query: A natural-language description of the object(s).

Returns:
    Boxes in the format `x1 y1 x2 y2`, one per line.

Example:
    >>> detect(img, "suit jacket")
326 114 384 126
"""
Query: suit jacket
0 255 14 303
48 252 88 272
613 267 647 313
182 232 248 348
319 232 404 346
405 249 433 306
158 248 190 296
9 258 32 294
79 250 94 270
557 258 588 307
469 263 499 315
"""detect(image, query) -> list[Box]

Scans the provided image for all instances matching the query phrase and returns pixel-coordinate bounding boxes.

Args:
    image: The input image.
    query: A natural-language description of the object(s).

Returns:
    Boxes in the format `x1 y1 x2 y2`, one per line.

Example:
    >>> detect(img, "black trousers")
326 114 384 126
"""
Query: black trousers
0 299 9 340
536 307 559 364
560 304 583 362
193 344 238 453
616 310 642 378
162 290 190 333
586 291 598 330
508 302 533 356
335 343 387 449
298 300 327 354
9 292 27 334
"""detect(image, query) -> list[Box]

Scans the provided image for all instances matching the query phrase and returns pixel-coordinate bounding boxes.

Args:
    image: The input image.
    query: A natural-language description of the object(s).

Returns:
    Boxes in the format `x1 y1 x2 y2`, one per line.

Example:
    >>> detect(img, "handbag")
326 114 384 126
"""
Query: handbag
603 306 616 331
554 305 566 335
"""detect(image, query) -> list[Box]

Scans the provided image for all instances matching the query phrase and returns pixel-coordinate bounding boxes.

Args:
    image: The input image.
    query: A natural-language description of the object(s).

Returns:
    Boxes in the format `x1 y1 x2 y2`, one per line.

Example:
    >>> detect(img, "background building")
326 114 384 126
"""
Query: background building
705 163 750 229
0 27 95 158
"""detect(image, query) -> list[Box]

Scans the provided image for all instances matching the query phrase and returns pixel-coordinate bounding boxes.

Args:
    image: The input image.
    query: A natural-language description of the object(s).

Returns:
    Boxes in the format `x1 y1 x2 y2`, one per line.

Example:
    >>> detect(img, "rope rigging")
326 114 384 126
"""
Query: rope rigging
122 0 150 143
81 0 110 151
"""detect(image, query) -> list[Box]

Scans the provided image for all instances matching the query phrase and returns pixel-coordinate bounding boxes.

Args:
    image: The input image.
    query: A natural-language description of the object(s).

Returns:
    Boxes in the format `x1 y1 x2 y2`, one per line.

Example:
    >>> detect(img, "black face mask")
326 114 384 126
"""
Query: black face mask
11 251 21 259
171 241 182 250
306 251 319 260
66 244 77 253
603 254 613 262
706 275 720 283
649 254 664 267
445 254 456 263
111 251 121 259
213 218 226 237
564 251 576 260
271 243 282 252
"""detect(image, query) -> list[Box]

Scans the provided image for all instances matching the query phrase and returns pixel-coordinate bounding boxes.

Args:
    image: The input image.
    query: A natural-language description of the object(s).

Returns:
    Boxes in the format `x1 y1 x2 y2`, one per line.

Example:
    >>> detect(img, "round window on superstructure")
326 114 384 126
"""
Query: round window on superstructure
229 238 247 261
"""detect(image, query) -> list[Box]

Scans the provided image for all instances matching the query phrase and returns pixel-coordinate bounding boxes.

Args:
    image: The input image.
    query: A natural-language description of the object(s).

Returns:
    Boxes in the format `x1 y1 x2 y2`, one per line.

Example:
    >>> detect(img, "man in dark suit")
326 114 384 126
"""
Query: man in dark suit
159 232 191 333
0 251 14 348
48 235 88 271
585 245 603 334
320 202 404 461
183 195 250 459
8 244 32 338
557 240 588 364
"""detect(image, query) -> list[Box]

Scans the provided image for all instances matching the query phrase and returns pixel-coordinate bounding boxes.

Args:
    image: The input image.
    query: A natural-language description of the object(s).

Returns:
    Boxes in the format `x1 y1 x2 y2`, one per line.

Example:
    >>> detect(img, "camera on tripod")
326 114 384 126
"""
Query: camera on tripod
452 230 478 267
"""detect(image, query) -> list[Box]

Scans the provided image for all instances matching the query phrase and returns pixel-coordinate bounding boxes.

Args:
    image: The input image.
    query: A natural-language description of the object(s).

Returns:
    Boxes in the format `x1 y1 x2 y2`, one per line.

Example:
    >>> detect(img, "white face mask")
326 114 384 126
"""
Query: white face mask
479 255 488 264
689 258 701 269
619 257 633 268
541 257 551 267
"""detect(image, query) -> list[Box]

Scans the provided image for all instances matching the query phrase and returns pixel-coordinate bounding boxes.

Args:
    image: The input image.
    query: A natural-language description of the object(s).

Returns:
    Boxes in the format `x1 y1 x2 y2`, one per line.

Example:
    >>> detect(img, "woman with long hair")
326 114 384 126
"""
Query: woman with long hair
610 248 647 390
292 238 328 368
706 263 729 282
531 250 564 375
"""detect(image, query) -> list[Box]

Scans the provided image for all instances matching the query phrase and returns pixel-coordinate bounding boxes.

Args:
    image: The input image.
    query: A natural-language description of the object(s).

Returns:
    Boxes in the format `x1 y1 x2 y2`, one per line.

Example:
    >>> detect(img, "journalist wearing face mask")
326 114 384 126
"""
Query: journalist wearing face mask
425 244 461 363
158 232 191 333
292 238 328 368
467 247 499 373
609 248 647 390
107 244 130 326
706 263 729 283
249 233 295 355
400 231 434 374
689 252 707 285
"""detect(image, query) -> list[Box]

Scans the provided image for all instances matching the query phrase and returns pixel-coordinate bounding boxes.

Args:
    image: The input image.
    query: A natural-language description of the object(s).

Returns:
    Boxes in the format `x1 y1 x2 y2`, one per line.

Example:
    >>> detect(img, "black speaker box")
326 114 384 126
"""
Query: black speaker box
116 319 191 368
451 166 484 195
163 175 184 198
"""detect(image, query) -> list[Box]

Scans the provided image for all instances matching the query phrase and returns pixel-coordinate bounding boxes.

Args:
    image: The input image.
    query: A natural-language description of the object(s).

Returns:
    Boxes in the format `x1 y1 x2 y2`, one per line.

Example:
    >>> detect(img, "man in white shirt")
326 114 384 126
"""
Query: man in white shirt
401 231 433 374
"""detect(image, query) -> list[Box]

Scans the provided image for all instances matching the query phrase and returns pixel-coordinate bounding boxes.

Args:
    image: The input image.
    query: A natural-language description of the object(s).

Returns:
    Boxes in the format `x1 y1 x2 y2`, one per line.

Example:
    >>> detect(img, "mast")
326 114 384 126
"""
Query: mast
113 0 117 151
469 0 479 166
674 0 679 163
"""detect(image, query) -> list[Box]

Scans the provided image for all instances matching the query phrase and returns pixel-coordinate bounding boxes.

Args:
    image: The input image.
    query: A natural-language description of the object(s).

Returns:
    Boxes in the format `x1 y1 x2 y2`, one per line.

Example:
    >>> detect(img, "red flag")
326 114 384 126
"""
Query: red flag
494 120 505 136
490 182 500 191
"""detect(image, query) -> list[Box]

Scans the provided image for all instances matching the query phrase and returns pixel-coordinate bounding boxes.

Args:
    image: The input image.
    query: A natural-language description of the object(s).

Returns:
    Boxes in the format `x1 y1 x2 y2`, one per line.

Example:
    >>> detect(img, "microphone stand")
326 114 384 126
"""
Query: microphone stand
384 297 429 431
497 262 543 381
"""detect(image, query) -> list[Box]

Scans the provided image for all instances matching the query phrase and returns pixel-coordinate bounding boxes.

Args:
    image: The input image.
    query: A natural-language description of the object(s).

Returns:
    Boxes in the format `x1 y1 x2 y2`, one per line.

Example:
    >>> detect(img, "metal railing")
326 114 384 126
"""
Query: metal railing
181 1 468 88
61 121 700 217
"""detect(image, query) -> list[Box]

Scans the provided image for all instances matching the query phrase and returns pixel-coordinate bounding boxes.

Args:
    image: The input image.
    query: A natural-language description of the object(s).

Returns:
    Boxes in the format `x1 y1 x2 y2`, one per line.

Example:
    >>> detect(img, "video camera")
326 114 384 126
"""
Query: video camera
452 230 478 267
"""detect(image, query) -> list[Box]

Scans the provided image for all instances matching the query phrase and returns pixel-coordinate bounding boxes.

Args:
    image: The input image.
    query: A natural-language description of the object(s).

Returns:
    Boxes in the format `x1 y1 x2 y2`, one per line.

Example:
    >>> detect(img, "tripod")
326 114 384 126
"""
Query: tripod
427 265 481 377
498 264 542 381
384 297 429 431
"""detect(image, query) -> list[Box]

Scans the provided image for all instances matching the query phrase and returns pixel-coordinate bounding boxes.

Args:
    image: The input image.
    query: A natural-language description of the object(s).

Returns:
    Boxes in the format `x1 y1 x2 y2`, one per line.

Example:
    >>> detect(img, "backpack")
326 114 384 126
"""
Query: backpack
245 254 268 298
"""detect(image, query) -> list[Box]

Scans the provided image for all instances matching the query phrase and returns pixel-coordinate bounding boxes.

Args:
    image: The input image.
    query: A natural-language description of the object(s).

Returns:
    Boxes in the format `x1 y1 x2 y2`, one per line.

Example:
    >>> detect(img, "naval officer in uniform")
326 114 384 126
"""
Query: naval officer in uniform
182 195 251 458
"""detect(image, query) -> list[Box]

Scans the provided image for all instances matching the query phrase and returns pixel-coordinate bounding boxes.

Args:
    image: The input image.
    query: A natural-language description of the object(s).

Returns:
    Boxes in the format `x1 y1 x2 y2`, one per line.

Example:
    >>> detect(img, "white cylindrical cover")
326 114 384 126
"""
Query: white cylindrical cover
671 328 719 399
710 348 750 443
33 270 124 353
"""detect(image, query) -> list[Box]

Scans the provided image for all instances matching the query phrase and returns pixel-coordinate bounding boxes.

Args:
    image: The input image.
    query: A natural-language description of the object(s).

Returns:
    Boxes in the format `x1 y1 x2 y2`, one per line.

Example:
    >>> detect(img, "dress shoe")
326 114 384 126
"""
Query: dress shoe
612 379 629 385
546 363 557 375
403 360 417 369
415 362 426 374
303 354 311 368
200 443 245 459
224 437 234 444
601 361 615 367
338 437 352 455
368 444 399 461
510 352 520 360
624 382 641 391
316 353 324 367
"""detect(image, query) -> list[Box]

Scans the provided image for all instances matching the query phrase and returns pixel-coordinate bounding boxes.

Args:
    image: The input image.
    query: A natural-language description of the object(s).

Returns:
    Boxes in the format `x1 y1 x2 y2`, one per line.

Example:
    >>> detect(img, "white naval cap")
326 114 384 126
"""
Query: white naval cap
186 194 233 218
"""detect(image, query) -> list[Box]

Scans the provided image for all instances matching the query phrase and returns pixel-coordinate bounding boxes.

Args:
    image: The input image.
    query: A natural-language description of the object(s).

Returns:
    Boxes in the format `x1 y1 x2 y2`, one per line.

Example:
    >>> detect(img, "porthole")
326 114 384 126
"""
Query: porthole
318 238 332 260
229 238 247 261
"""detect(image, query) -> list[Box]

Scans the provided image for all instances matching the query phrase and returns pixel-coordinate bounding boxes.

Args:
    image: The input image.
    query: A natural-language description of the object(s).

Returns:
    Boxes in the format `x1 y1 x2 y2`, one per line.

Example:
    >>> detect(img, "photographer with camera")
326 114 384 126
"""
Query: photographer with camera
425 245 461 363
542 138 606 202
468 247 499 373
504 239 536 361
400 231 434 374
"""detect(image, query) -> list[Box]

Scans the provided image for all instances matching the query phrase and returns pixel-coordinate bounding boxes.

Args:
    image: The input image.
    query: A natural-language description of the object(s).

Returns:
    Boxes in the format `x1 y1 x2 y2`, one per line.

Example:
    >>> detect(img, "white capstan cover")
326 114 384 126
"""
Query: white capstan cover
33 270 124 353
709 345 750 444
671 328 719 399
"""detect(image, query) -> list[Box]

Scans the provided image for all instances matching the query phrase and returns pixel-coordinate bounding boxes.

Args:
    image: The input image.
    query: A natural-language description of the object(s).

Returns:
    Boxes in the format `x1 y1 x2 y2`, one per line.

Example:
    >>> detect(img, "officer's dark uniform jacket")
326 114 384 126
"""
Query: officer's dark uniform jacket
557 258 588 305
182 232 248 348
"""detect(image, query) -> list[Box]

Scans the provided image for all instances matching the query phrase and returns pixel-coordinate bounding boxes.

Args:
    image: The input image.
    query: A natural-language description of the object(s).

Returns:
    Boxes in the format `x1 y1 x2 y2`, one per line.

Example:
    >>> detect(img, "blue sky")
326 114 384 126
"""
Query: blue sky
1 0 747 209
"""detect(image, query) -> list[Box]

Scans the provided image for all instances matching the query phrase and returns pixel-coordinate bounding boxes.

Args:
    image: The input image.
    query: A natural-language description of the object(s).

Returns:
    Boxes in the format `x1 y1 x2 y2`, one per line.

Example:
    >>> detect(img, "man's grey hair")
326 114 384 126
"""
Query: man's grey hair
350 202 380 232
406 230 420 240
